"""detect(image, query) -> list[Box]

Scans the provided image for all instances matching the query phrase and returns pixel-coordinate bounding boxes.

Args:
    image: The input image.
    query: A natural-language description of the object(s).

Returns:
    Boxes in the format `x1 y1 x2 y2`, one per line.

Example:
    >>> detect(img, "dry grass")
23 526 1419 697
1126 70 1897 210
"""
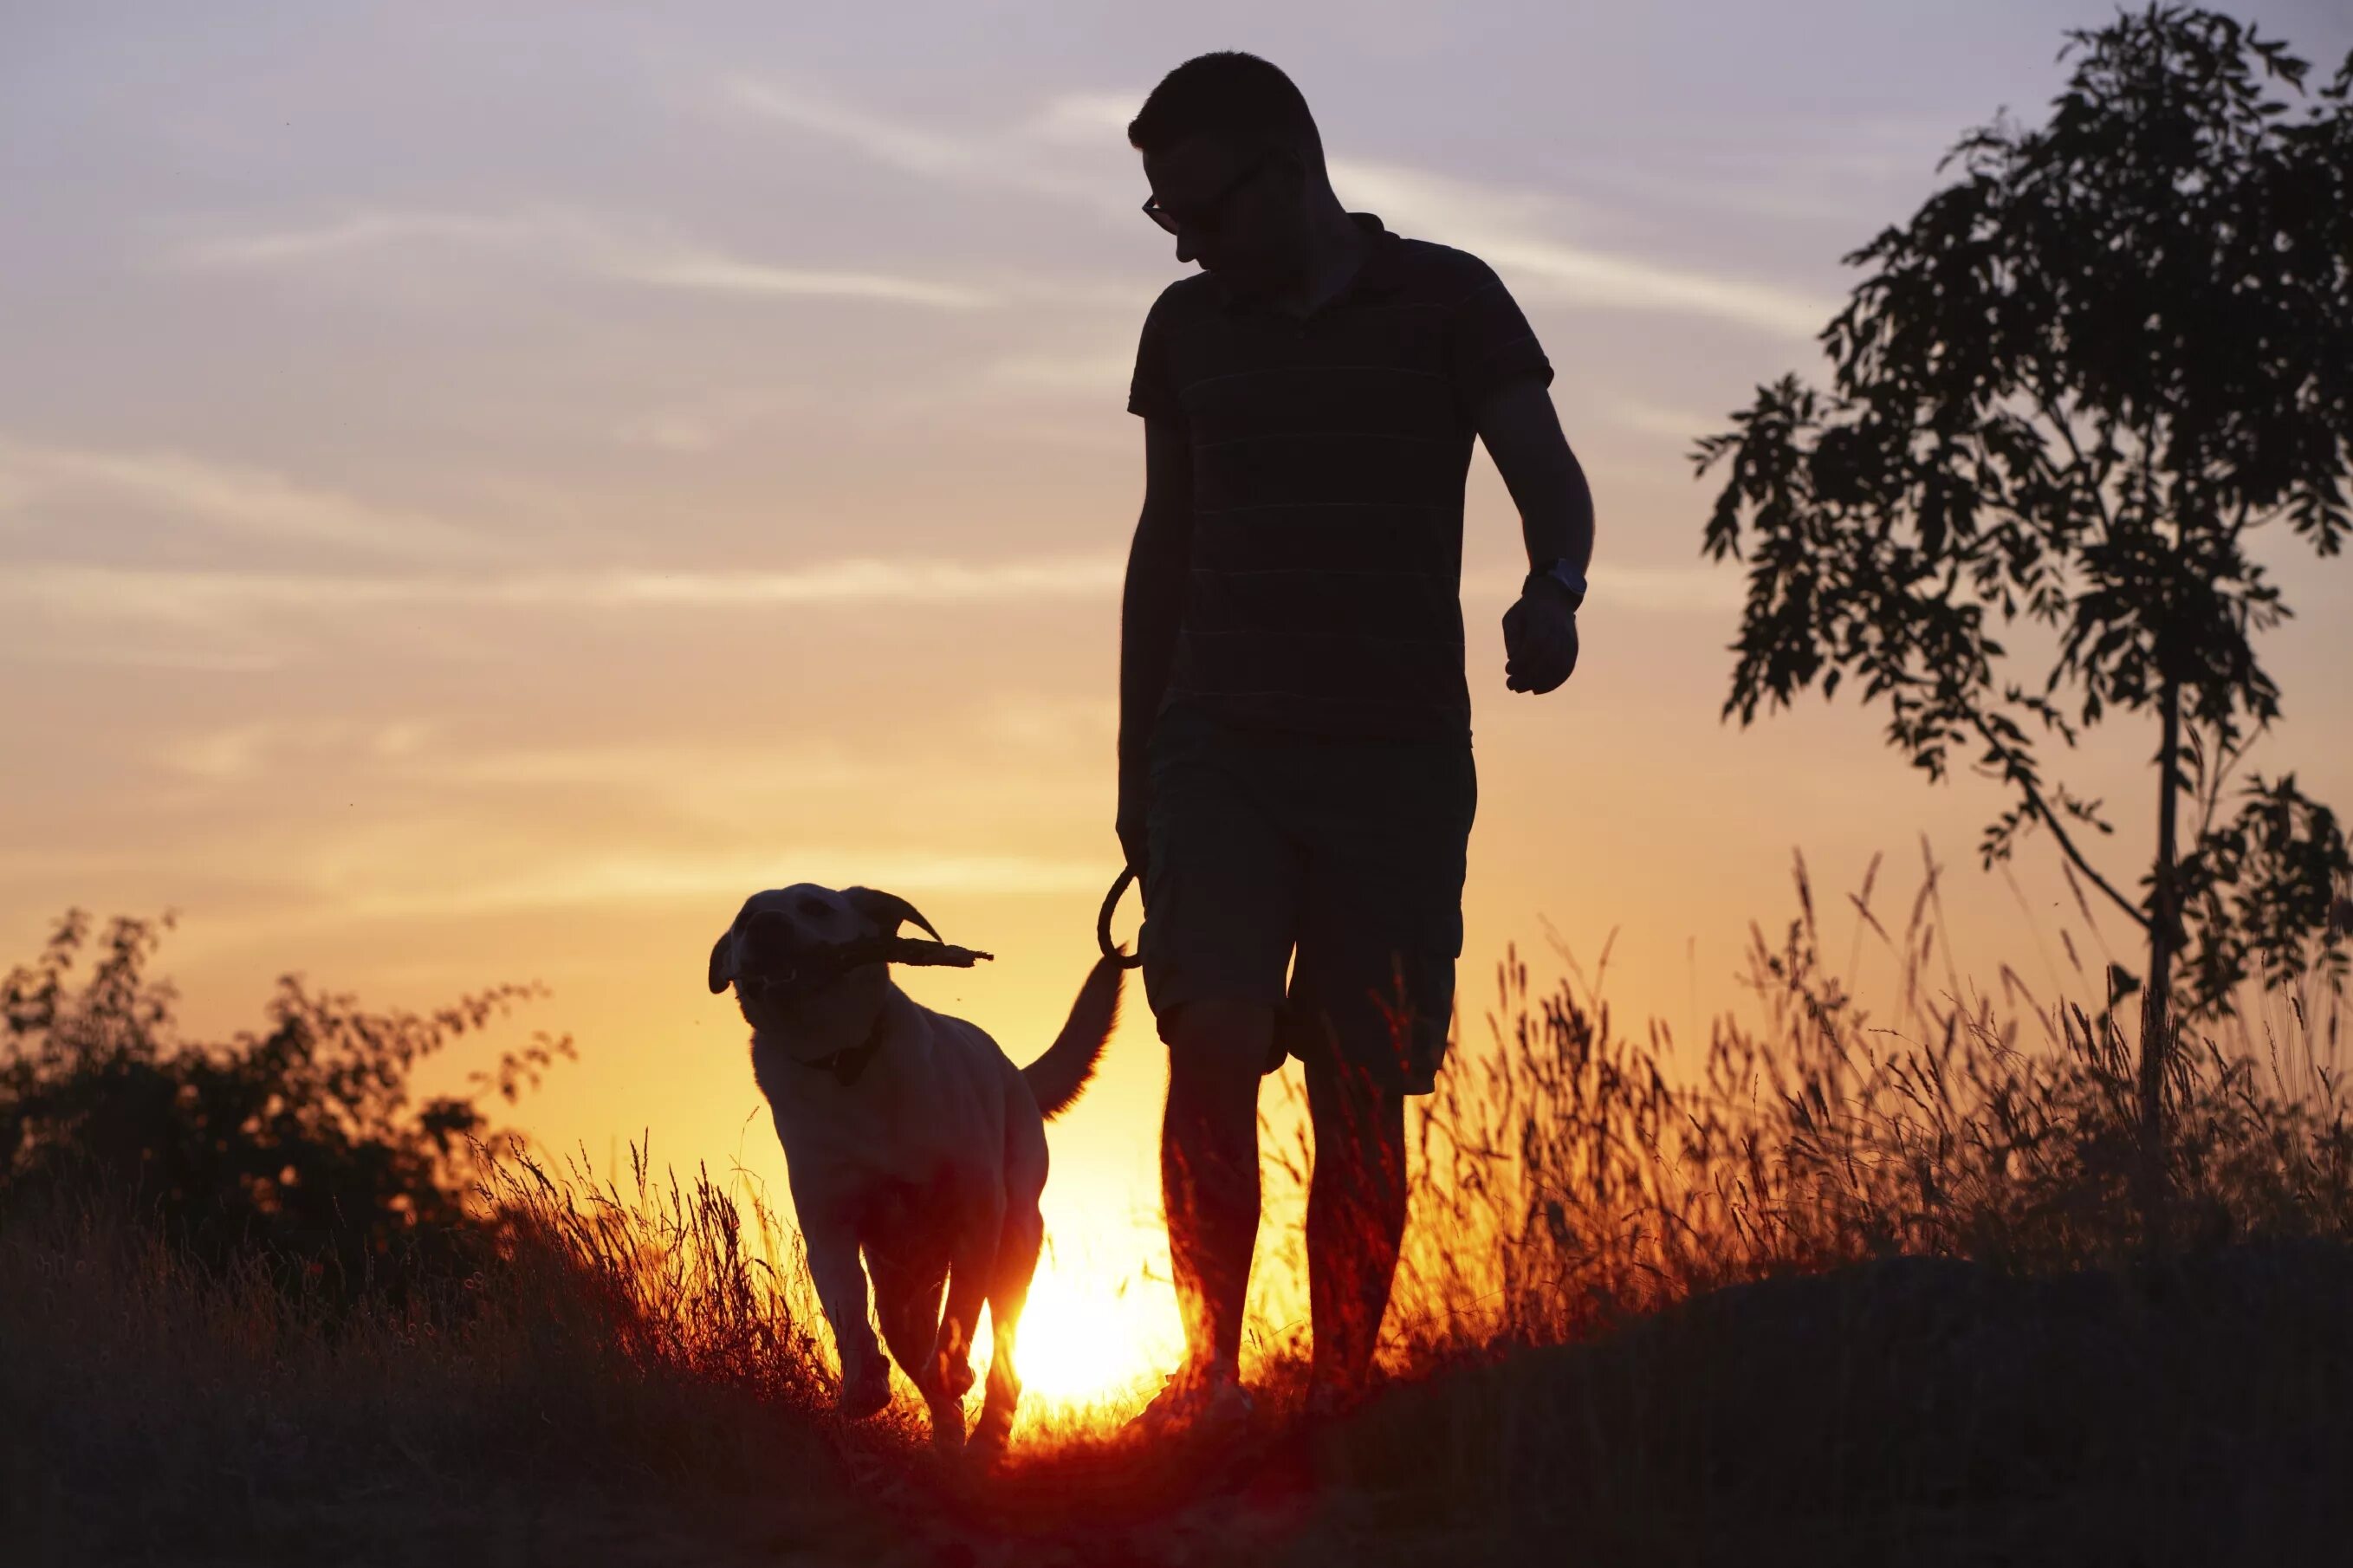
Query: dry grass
0 1174 885 1565
1364 844 2353 1351
6 850 2351 1565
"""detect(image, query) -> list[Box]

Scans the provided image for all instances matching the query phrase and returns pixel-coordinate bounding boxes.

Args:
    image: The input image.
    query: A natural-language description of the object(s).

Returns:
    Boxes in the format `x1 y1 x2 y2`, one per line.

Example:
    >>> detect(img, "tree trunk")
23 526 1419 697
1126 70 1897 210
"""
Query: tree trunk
2139 677 2182 1252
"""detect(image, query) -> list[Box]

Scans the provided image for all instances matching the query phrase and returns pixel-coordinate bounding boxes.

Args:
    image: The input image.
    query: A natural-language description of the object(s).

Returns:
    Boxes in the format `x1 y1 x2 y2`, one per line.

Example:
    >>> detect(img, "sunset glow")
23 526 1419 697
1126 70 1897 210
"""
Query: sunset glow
986 1252 1183 1411
5 5 2350 1455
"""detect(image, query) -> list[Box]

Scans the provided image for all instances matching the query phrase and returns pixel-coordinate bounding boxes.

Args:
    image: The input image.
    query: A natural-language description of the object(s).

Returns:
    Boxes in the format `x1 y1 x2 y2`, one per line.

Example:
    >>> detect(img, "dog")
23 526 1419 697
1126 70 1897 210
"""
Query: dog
708 882 1119 1453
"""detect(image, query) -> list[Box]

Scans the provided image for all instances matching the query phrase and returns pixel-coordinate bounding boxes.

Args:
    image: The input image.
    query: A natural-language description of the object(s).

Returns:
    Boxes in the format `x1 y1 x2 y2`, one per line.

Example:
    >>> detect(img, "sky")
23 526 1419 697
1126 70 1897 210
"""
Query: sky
5 1 2351 1396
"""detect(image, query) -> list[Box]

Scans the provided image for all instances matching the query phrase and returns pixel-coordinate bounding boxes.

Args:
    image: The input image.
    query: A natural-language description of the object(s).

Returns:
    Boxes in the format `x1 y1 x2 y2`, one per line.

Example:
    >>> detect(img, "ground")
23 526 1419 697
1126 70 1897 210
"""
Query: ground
9 1236 2349 1566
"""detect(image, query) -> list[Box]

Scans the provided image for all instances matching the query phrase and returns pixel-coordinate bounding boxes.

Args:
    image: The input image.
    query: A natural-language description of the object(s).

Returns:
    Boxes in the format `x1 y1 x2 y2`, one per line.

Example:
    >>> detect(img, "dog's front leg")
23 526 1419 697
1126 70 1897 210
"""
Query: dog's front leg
806 1218 890 1419
931 1193 1005 1418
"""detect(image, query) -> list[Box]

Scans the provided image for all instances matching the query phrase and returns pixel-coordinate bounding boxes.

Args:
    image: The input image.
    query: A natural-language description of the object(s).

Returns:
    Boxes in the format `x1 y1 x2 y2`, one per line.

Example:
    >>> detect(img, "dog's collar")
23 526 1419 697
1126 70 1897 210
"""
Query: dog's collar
797 1006 890 1088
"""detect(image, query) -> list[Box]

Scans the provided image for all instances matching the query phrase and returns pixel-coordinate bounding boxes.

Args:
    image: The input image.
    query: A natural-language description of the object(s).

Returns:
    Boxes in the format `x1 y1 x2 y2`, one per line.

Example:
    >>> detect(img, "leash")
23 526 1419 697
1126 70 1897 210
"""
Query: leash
1097 866 1144 970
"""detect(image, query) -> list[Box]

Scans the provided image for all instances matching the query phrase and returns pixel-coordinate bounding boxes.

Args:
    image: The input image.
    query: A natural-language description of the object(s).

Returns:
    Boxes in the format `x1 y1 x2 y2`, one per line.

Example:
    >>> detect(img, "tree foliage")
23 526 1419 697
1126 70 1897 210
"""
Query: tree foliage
0 909 573 1293
1698 5 2353 1025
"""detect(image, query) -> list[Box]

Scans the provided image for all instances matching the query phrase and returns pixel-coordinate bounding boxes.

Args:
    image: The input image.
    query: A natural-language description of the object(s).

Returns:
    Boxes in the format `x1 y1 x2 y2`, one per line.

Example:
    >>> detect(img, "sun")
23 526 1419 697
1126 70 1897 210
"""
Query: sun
981 1251 1181 1411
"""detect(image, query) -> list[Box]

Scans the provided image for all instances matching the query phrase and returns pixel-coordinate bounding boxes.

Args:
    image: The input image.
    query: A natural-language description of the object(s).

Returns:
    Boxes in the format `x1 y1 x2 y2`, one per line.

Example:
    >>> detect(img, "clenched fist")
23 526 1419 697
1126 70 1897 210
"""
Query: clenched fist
1502 580 1580 694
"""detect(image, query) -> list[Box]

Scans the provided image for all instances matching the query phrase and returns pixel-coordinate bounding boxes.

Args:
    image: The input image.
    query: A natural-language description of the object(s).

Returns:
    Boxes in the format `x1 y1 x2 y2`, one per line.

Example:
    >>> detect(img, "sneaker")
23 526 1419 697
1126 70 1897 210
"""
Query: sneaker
1121 1360 1255 1444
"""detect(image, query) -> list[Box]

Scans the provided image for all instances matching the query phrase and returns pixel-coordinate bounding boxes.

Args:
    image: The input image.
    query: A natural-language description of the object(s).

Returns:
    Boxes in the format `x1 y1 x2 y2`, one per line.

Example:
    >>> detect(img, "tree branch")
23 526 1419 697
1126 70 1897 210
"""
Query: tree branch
2033 387 2116 542
1864 619 2146 933
1967 708 2152 932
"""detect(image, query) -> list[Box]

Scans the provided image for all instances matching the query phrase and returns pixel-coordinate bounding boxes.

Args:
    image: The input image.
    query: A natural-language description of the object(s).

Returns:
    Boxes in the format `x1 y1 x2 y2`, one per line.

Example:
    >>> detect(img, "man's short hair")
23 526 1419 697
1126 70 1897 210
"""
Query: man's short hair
1127 52 1323 163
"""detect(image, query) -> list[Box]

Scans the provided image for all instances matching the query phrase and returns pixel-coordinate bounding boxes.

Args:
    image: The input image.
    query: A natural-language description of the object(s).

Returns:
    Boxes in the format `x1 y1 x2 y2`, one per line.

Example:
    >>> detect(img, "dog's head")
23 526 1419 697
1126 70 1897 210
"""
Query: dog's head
708 883 942 1044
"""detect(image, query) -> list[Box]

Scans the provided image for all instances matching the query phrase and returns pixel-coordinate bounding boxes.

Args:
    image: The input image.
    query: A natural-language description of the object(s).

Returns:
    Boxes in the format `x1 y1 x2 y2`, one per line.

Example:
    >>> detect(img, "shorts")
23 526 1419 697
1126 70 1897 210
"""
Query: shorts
1140 703 1477 1096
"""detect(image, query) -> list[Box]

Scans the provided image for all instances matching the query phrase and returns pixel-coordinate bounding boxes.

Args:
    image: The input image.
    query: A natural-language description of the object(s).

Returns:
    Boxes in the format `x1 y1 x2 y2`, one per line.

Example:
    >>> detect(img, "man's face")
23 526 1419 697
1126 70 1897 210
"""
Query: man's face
1142 134 1307 295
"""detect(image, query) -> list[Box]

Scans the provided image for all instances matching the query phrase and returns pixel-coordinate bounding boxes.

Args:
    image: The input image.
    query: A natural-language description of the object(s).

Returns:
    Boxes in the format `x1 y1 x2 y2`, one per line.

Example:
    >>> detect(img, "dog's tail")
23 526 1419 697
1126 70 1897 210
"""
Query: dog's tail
1021 955 1123 1120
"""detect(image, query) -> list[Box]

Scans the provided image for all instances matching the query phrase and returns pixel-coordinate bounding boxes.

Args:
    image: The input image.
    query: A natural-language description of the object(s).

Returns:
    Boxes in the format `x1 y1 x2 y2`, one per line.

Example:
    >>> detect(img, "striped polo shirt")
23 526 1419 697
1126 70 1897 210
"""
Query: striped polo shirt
1127 211 1552 742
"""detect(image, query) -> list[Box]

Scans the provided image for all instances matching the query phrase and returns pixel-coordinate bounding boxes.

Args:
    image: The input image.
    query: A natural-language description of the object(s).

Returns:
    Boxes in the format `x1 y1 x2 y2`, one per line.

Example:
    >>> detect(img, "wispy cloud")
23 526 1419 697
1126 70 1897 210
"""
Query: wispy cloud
1462 560 1745 613
508 557 1129 607
159 717 436 783
978 692 1118 747
8 553 1742 649
0 441 495 562
13 639 287 674
153 719 879 809
718 75 1831 339
612 253 988 306
0 554 1128 672
2 555 1127 623
984 351 1135 392
723 76 1125 211
613 392 786 454
147 721 1106 843
327 849 1106 920
1602 396 1727 444
600 254 994 309
178 211 533 269
725 77 980 179
1475 236 1829 339
1332 159 1831 339
177 205 997 310
1019 90 1144 145
0 833 1106 921
1596 564 1747 613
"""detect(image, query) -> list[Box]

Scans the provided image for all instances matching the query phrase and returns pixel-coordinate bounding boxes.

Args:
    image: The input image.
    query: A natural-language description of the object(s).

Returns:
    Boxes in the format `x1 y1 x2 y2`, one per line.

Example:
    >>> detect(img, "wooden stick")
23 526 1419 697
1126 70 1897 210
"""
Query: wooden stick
826 936 995 970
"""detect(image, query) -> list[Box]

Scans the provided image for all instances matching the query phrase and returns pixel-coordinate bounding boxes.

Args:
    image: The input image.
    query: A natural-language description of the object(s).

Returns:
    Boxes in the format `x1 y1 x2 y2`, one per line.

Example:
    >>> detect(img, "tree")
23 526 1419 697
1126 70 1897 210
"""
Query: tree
1 910 573 1296
1696 6 2353 1236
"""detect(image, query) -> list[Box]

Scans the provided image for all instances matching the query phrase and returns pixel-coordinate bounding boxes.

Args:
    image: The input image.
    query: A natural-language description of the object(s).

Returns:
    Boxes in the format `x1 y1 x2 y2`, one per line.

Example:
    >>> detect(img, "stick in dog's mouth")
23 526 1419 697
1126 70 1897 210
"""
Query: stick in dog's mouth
828 936 995 969
736 933 995 1004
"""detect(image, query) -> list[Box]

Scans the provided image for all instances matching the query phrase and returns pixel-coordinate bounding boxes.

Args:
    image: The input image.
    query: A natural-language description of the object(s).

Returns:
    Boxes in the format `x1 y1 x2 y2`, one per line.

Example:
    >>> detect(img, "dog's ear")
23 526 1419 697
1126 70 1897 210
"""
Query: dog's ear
840 886 943 943
707 919 742 995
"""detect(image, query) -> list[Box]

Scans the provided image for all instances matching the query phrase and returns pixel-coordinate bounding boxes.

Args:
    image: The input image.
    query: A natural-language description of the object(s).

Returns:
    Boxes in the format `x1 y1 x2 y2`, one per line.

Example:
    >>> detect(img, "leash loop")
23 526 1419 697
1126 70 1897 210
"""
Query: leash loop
1097 866 1144 969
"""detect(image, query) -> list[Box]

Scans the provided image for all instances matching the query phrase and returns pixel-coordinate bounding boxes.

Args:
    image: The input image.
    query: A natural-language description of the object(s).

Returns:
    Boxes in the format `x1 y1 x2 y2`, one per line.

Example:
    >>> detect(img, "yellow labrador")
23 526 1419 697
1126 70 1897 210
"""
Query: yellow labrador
708 883 1118 1453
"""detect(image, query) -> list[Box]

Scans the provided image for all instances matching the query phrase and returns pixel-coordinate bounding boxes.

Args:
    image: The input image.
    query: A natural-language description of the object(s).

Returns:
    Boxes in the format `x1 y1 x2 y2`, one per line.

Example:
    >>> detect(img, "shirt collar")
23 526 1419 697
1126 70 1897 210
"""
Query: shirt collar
1214 211 1406 314
1346 212 1410 295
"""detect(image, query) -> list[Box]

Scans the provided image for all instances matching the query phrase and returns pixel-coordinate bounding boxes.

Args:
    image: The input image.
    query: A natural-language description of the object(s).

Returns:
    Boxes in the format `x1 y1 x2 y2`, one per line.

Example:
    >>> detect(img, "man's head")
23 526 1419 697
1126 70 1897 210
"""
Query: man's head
1130 52 1329 293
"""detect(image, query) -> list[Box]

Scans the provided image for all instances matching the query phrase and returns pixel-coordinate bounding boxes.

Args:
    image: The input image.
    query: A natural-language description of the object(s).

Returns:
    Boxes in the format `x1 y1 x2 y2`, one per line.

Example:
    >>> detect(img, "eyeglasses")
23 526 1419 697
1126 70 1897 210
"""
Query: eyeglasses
1141 155 1273 236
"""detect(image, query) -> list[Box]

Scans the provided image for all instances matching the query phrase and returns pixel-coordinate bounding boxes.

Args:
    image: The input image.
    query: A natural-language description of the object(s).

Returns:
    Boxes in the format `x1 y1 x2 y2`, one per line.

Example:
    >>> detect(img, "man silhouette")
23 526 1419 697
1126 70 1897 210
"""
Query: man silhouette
1118 52 1592 1431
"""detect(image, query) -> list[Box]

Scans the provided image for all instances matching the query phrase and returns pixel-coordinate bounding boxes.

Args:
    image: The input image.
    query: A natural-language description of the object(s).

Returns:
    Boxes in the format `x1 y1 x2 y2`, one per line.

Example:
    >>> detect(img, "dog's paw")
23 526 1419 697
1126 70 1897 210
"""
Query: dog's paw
933 1350 976 1401
927 1398 967 1455
837 1362 892 1421
969 1407 1014 1463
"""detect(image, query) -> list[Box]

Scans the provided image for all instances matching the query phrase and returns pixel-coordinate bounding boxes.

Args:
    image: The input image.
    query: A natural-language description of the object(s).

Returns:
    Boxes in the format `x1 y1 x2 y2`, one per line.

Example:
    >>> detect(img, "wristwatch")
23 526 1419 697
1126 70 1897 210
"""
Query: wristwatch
1526 558 1587 612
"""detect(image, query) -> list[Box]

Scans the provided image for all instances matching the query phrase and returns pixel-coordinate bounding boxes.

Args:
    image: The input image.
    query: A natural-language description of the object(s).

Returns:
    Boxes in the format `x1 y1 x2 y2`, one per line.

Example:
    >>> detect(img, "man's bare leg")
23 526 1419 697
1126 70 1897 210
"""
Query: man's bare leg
1161 998 1274 1376
1304 1056 1408 1401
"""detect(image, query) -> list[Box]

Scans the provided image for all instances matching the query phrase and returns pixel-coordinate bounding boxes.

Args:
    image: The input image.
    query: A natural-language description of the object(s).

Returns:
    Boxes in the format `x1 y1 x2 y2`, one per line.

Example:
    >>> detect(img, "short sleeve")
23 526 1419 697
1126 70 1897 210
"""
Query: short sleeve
1446 257 1552 417
1126 287 1189 426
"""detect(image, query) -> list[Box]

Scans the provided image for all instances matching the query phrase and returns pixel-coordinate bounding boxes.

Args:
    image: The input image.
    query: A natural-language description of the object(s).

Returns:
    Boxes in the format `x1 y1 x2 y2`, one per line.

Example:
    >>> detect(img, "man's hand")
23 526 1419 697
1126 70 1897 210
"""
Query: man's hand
1502 582 1579 694
1117 759 1152 884
1472 378 1594 697
1119 418 1192 887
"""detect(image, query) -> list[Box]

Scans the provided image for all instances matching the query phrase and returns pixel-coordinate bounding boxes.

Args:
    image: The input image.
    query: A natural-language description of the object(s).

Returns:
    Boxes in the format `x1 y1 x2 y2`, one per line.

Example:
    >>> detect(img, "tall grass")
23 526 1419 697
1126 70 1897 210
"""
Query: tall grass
483 1142 831 1409
1260 844 2352 1368
7 850 2350 1562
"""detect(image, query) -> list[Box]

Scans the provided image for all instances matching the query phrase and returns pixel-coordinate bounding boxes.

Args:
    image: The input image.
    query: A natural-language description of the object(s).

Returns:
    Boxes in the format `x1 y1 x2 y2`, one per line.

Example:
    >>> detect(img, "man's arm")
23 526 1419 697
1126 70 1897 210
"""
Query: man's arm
1475 378 1593 695
1116 418 1194 871
1475 377 1594 577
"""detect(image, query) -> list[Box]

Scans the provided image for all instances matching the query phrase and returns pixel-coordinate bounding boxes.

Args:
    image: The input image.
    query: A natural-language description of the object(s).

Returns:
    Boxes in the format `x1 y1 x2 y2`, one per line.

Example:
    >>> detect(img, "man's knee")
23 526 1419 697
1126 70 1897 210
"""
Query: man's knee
1164 998 1278 1094
1308 1061 1408 1177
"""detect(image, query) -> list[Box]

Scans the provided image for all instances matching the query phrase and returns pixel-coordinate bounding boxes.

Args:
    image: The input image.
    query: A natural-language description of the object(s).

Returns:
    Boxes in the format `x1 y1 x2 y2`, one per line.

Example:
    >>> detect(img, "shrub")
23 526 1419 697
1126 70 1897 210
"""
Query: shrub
0 910 572 1299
